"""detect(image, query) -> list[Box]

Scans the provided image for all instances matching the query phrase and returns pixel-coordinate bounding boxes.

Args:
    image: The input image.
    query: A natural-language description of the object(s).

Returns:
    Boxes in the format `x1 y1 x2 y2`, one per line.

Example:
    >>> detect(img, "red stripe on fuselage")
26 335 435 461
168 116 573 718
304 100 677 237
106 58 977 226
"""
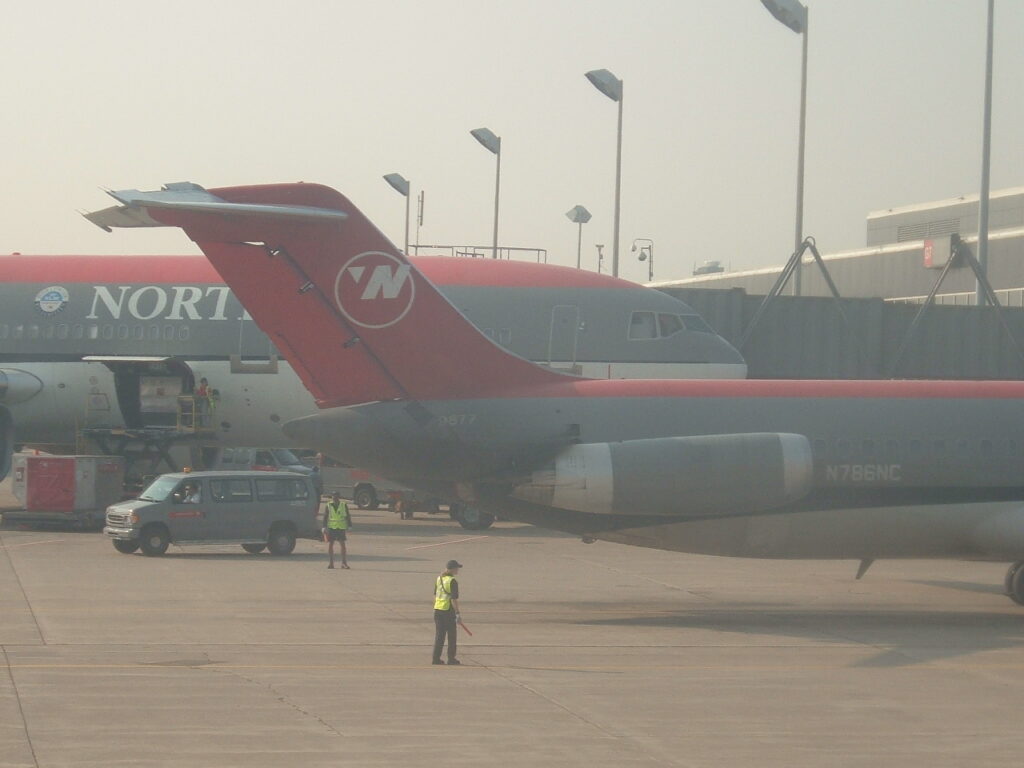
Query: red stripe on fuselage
0 254 634 290
500 378 1024 401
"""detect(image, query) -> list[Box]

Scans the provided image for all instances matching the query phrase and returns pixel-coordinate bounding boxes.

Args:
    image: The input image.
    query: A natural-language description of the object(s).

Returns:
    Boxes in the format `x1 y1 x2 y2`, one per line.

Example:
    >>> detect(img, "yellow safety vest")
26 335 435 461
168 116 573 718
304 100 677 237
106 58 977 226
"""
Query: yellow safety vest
434 574 455 611
327 501 349 530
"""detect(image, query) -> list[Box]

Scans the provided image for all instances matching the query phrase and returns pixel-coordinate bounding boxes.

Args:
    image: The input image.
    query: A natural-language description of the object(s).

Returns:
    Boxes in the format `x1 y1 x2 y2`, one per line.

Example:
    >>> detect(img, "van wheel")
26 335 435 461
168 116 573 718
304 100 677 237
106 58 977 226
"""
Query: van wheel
456 506 495 531
354 486 378 510
267 525 296 555
139 525 170 556
242 543 266 554
113 539 140 554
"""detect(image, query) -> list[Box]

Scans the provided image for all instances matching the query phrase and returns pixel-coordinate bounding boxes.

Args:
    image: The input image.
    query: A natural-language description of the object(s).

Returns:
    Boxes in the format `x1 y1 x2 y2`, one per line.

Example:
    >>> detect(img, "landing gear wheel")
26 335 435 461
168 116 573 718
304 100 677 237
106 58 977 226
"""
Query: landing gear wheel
1005 561 1024 596
113 539 140 554
455 506 494 531
242 543 266 554
1008 561 1024 606
267 526 296 555
354 487 378 510
139 525 170 557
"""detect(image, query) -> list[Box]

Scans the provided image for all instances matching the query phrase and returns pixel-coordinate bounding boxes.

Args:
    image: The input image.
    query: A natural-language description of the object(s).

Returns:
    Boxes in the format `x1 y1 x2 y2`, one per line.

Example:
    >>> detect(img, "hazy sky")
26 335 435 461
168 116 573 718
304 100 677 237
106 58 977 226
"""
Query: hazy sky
2 1 1021 285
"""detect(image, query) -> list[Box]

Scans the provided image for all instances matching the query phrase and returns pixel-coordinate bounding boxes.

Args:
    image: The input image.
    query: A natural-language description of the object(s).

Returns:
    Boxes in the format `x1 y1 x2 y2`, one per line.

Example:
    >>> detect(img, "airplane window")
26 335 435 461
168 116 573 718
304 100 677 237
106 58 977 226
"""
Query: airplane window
909 439 922 456
179 327 190 341
43 325 54 340
499 329 512 346
0 325 7 339
933 440 947 455
163 325 175 340
148 325 159 340
955 439 969 456
862 439 875 456
56 325 68 340
680 315 714 334
628 312 658 340
27 325 39 339
102 325 114 340
836 439 850 458
981 440 993 457
657 314 684 338
72 325 83 340
885 439 900 458
88 325 98 339
13 325 24 339
133 326 144 340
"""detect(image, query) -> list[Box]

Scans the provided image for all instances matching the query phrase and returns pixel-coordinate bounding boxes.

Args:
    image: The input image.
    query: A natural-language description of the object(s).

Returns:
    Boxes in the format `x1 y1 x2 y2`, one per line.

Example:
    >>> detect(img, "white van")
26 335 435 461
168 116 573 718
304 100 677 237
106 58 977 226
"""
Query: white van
103 471 320 556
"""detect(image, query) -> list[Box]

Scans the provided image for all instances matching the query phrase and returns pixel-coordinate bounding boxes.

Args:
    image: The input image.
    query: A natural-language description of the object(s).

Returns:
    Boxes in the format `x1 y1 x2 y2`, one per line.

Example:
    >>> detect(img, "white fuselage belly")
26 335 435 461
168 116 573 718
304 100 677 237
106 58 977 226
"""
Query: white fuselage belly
598 501 1024 561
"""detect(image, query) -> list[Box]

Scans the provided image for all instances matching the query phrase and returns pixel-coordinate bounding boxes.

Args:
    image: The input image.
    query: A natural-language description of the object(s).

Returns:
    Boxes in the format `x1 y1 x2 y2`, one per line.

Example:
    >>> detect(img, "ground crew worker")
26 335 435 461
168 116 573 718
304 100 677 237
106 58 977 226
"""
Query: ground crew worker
432 559 463 665
322 492 352 569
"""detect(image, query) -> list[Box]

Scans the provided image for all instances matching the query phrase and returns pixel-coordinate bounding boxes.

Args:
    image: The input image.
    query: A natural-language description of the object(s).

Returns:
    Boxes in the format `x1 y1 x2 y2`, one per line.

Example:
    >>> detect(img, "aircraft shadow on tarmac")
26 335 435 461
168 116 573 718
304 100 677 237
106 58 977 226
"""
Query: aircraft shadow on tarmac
578 607 1024 667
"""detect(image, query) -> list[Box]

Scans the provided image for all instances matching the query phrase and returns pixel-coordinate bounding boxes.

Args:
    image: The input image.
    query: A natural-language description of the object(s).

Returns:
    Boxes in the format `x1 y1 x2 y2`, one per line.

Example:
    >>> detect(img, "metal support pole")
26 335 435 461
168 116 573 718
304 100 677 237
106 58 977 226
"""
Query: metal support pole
793 8 808 296
976 0 995 306
576 222 583 269
612 94 623 277
492 146 501 259
403 191 410 255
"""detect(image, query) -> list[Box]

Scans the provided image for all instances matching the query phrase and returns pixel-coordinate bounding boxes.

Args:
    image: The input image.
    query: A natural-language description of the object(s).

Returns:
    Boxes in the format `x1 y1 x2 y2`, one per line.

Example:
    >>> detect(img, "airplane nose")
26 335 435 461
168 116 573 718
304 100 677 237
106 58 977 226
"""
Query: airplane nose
0 369 44 404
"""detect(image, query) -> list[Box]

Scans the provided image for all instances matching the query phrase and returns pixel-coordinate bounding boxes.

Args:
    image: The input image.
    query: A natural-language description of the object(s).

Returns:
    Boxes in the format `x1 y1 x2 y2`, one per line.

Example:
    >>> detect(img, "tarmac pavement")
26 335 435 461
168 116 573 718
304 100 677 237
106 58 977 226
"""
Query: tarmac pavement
3 479 1024 767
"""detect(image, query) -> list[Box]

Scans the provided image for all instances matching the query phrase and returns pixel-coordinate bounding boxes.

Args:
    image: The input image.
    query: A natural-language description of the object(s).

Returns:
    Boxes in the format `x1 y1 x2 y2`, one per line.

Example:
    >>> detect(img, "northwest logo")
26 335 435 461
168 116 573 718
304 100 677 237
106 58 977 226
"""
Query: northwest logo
334 251 415 329
34 286 69 315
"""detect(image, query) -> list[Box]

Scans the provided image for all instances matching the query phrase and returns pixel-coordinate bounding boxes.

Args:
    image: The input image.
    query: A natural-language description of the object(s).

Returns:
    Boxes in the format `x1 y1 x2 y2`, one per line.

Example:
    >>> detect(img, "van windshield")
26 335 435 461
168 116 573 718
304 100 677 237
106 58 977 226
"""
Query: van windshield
137 476 181 502
271 449 302 465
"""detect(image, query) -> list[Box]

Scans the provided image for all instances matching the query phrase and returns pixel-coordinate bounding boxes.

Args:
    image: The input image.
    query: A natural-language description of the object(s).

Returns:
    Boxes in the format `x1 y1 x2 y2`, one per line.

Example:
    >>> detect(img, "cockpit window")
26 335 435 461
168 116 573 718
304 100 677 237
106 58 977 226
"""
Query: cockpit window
628 312 658 340
657 314 684 338
680 314 714 333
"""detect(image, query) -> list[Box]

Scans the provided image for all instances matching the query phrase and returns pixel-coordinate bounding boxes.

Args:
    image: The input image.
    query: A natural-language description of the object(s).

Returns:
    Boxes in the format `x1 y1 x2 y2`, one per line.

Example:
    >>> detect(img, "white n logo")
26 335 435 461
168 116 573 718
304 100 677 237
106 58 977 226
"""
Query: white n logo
349 264 411 300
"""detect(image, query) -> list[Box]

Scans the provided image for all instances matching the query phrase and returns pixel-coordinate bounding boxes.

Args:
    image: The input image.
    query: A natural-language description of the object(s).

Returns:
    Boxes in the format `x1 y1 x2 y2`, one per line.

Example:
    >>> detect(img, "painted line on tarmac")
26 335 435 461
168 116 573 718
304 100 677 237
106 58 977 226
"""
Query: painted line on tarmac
1 539 65 549
405 535 488 551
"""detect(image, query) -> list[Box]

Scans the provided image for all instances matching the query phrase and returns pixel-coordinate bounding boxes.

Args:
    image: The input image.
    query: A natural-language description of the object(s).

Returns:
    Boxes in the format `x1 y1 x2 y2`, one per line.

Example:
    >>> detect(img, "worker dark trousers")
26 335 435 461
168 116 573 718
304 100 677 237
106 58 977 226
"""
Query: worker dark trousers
433 609 457 662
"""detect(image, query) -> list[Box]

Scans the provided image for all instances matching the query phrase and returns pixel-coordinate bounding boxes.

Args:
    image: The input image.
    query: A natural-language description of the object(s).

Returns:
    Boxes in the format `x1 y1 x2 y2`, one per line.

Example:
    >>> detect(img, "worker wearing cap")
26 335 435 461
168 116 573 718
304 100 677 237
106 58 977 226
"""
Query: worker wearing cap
432 560 463 665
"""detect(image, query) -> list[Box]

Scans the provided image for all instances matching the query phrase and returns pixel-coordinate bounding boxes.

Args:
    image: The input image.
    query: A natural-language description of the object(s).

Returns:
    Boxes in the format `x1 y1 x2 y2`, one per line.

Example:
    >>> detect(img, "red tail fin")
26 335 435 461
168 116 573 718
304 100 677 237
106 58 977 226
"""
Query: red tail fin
87 182 577 407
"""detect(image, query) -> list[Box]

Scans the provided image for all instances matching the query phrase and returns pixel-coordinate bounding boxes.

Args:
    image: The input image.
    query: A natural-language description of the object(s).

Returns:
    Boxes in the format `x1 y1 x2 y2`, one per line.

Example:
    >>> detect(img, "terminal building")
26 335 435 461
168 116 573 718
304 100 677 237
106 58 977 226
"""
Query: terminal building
656 186 1024 305
652 187 1024 380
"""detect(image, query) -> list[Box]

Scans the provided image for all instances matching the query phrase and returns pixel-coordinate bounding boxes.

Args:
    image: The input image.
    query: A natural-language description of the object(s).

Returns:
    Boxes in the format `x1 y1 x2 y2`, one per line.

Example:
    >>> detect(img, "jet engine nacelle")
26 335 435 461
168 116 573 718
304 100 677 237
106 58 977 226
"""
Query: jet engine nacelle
512 433 813 517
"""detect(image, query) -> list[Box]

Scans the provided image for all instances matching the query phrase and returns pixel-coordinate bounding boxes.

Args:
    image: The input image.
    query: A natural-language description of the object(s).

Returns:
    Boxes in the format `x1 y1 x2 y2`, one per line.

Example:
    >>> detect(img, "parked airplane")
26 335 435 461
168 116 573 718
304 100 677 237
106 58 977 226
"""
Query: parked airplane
87 181 1024 606
0 252 744 470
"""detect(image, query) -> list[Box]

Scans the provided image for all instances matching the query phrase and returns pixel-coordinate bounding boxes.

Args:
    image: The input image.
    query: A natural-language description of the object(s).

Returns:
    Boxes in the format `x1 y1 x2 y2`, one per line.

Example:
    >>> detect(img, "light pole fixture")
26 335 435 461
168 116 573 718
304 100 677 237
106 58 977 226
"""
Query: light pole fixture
761 0 808 296
470 127 502 259
976 0 995 306
565 205 592 269
632 237 654 282
595 244 605 274
585 68 623 278
382 173 411 254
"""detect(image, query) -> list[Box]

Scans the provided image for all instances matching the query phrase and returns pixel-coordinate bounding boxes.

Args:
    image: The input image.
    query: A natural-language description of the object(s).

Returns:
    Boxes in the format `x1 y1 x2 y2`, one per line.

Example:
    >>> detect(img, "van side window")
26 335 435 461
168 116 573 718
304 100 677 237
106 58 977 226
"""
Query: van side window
254 451 275 467
256 478 311 501
210 479 252 502
256 479 288 501
221 448 234 463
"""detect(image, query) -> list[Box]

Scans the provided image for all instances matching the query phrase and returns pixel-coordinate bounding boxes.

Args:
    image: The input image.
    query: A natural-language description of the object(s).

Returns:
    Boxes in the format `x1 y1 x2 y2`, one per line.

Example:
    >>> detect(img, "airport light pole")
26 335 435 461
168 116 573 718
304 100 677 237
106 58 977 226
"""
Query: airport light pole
632 237 654 282
595 244 605 274
976 0 995 306
585 68 623 277
761 0 808 296
470 127 502 259
382 173 411 254
565 205 592 269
